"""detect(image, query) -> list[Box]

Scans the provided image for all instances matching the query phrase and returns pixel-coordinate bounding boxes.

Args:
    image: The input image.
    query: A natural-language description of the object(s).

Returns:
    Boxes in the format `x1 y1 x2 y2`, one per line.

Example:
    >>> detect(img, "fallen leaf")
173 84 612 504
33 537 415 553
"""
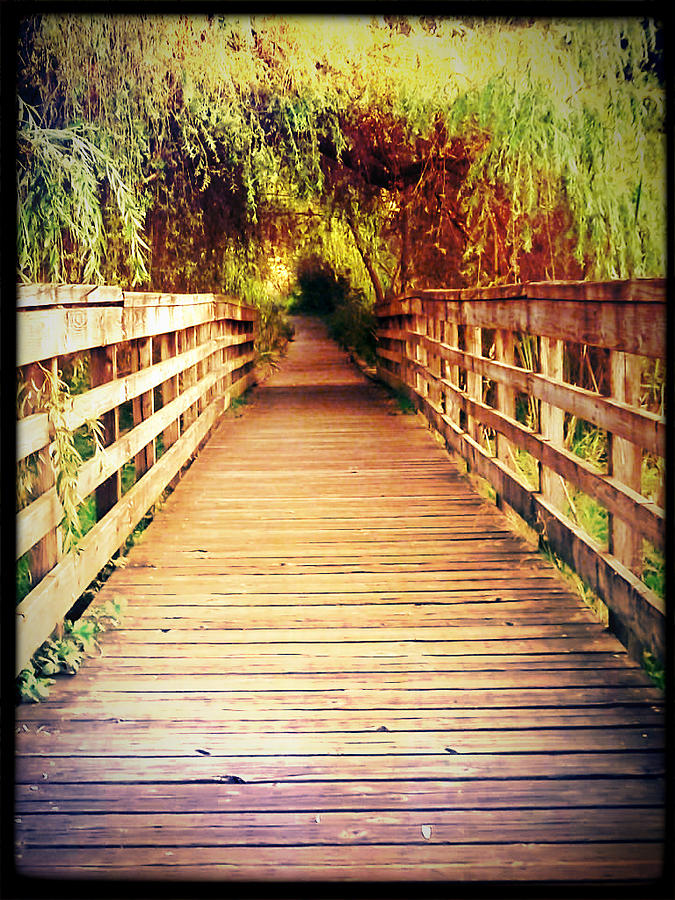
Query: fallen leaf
421 825 432 840
196 748 211 756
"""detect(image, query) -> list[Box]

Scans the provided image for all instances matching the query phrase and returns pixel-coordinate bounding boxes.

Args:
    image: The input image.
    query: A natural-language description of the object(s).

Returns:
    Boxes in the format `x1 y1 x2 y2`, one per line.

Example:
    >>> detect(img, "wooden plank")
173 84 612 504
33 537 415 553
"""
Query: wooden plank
113 607 600 630
16 726 664 756
42 665 656 693
16 487 63 560
445 298 664 358
378 292 666 356
14 751 666 783
64 655 643 678
15 777 666 814
16 283 125 307
17 302 256 366
12 842 665 882
14 685 663 715
16 413 50 462
419 334 665 457
123 291 213 307
88 634 627 657
14 807 664 847
17 702 661 730
213 298 258 321
526 278 666 302
465 323 482 443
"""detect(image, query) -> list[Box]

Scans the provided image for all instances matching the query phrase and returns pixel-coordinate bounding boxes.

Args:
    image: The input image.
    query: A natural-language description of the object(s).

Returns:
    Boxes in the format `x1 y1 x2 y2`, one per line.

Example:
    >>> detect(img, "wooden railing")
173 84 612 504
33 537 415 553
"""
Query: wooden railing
375 279 666 662
16 285 258 673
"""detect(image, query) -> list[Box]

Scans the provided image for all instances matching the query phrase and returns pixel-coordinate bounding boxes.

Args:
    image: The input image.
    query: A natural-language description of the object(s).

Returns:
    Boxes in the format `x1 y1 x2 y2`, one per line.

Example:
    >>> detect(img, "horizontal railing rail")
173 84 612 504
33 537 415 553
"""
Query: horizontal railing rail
375 279 666 662
16 285 258 673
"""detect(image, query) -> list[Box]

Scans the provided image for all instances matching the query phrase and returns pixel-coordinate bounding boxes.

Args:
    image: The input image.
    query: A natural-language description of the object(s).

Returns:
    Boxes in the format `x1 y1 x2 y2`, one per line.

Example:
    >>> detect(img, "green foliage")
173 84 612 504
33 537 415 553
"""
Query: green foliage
393 392 416 415
16 665 54 704
642 542 664 599
642 651 665 691
17 101 149 285
288 253 377 365
29 363 104 554
327 291 377 366
256 296 295 370
16 555 32 605
289 254 351 315
16 597 126 703
565 416 608 472
539 539 609 625
17 15 665 297
511 447 539 491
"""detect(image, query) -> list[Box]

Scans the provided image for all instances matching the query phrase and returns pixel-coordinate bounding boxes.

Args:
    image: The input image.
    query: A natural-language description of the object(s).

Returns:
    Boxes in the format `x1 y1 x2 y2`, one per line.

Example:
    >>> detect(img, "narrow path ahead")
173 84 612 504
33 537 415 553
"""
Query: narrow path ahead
15 317 664 883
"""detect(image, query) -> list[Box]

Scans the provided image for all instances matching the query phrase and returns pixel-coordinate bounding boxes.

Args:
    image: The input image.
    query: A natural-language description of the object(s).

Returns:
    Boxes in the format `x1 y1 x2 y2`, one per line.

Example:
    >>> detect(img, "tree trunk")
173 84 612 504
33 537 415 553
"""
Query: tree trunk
400 205 410 294
345 215 385 305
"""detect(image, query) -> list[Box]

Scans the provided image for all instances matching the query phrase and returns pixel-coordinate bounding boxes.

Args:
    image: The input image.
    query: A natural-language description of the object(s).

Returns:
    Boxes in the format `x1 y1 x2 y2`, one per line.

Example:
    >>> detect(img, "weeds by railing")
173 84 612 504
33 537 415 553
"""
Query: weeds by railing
16 284 258 674
375 279 666 662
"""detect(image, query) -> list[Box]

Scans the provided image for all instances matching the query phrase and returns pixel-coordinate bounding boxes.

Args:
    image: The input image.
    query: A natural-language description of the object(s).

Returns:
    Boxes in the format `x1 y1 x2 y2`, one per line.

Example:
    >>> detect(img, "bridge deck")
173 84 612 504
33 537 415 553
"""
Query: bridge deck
15 318 665 884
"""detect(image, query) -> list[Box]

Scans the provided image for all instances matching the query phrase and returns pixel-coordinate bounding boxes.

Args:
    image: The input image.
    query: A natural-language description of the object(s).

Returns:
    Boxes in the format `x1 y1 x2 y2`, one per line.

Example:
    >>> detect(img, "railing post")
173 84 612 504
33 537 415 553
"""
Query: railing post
465 325 482 443
494 328 515 500
609 350 642 573
413 299 425 399
197 321 208 413
442 307 460 425
187 325 199 425
24 359 62 583
428 303 442 410
90 346 121 518
132 337 155 477
404 302 416 399
159 332 180 450
539 336 565 510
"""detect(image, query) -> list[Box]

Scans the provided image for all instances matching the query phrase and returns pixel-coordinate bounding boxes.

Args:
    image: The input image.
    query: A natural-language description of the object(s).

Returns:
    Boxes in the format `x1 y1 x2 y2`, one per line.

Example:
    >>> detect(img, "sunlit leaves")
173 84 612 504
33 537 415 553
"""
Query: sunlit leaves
17 13 666 294
17 102 149 284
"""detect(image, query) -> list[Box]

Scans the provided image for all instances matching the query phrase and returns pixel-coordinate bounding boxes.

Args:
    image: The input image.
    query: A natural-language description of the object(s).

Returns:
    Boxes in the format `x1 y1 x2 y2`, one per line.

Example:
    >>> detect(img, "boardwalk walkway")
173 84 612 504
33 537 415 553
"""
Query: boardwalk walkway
15 317 665 884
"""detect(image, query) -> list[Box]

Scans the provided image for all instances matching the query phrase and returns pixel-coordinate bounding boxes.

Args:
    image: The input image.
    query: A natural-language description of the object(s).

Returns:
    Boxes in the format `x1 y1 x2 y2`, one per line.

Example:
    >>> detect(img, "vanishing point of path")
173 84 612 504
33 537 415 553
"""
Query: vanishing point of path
15 317 665 883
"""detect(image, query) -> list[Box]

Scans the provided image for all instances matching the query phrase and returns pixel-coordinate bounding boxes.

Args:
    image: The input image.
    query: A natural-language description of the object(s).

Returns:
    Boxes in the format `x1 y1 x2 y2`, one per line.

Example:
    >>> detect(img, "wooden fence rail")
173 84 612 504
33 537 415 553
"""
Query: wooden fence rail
375 279 666 662
16 285 258 674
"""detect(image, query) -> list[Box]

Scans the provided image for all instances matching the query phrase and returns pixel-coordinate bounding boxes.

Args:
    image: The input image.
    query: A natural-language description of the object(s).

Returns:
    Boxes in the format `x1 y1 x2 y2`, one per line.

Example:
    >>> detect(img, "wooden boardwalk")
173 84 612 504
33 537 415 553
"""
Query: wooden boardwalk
15 318 665 884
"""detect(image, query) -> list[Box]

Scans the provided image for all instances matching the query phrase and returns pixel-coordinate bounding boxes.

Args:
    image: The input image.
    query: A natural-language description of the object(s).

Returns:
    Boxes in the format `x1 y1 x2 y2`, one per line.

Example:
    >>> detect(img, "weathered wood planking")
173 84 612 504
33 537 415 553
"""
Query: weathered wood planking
14 318 665 886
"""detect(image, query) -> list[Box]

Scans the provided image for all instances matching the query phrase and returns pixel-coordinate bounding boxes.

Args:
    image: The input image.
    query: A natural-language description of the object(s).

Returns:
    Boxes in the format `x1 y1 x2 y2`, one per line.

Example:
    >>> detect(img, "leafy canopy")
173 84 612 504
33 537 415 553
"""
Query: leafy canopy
17 14 666 300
